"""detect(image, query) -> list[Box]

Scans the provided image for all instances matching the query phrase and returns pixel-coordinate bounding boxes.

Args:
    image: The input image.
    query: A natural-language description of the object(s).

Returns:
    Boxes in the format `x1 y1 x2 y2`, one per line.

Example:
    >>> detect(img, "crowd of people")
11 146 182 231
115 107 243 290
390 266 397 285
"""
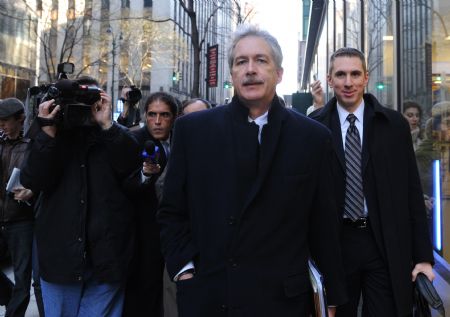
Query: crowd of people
0 80 211 317
0 23 436 317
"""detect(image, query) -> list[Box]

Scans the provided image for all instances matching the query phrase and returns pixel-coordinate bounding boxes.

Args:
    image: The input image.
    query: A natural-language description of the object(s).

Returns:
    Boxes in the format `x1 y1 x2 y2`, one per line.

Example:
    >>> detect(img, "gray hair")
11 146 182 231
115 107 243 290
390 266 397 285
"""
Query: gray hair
227 24 283 70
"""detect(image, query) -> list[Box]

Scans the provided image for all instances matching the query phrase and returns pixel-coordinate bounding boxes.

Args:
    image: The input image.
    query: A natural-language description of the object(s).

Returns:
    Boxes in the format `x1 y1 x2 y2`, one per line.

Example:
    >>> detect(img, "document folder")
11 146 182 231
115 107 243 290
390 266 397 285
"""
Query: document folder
308 259 328 317
414 272 445 317
6 167 21 192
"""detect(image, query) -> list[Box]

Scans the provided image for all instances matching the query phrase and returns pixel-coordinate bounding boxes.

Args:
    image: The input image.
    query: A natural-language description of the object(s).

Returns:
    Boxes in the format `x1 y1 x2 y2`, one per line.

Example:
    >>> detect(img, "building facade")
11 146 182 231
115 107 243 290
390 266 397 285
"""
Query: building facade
152 0 234 105
302 0 450 263
0 0 38 100
6 0 235 116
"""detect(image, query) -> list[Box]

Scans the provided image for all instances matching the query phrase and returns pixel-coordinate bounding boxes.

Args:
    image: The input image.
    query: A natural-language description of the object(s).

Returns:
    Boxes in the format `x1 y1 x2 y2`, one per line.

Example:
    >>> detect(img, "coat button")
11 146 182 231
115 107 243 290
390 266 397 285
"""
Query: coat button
228 258 237 268
78 237 82 242
228 216 236 225
221 304 228 311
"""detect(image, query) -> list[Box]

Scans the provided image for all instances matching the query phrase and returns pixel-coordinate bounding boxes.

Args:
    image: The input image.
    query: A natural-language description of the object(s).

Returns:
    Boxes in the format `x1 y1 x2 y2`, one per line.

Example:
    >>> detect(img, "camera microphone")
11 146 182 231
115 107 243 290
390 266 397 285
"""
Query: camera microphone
142 140 160 163
53 79 79 97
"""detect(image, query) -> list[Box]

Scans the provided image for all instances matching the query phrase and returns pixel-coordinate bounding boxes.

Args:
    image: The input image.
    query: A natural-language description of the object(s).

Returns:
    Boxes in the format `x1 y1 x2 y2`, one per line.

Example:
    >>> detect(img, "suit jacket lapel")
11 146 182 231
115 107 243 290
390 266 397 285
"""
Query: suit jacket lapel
330 110 345 170
240 99 286 213
312 98 345 170
228 99 258 215
362 98 375 173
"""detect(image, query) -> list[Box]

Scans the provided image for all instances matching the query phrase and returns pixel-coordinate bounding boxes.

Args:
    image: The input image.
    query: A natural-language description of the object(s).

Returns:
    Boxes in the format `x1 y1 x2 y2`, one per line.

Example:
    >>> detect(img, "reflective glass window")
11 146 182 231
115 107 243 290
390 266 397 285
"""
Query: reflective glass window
366 0 394 108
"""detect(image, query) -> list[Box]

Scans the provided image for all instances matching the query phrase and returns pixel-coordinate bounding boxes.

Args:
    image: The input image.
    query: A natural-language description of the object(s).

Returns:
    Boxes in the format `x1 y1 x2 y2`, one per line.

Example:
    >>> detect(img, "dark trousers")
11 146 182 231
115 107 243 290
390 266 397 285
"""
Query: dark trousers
163 266 178 317
336 223 397 317
0 220 33 317
122 230 164 317
0 270 13 305
32 237 45 317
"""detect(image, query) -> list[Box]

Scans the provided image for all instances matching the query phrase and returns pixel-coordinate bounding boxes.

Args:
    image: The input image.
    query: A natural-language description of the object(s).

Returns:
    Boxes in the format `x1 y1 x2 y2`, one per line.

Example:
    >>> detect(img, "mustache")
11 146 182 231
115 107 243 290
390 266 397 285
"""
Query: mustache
242 78 264 85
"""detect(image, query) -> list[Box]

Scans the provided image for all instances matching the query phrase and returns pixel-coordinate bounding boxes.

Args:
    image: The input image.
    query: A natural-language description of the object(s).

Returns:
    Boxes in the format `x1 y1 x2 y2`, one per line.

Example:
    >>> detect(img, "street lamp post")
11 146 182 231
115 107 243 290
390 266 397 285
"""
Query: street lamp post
106 26 121 114
111 36 116 112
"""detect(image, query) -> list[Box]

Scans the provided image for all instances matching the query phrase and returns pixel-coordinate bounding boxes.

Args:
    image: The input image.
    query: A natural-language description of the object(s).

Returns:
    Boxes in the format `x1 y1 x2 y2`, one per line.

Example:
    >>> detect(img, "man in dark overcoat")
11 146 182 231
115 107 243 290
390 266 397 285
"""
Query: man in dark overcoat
310 47 434 316
157 25 347 317
122 91 178 317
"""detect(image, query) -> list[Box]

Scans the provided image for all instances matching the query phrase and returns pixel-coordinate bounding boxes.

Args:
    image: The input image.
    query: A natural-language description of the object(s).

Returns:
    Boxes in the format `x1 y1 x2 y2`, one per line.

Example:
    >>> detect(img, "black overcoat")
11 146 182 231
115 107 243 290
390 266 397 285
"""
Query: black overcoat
310 94 434 316
158 96 347 317
21 124 141 283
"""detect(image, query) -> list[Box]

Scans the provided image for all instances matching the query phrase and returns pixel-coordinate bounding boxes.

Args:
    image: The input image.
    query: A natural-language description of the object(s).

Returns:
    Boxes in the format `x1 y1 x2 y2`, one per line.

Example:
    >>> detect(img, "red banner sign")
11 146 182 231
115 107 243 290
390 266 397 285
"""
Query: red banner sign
207 44 218 88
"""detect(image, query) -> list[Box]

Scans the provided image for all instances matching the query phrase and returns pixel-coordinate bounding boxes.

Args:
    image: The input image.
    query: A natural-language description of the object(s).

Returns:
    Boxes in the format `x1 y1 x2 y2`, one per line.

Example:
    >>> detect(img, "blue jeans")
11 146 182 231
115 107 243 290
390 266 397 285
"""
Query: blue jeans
40 273 124 317
0 220 33 317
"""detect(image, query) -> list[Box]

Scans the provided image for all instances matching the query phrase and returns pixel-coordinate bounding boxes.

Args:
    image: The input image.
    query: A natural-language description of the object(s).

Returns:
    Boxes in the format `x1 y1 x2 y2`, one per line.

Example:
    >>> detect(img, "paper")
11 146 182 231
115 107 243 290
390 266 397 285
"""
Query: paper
6 167 22 192
308 259 328 317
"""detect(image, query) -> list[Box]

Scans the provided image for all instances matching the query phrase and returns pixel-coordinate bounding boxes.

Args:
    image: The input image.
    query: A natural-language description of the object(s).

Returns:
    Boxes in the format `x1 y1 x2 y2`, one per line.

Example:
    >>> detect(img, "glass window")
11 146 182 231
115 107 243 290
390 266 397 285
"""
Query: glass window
335 0 345 49
315 14 328 93
399 0 450 260
346 0 361 49
428 0 450 258
366 0 394 108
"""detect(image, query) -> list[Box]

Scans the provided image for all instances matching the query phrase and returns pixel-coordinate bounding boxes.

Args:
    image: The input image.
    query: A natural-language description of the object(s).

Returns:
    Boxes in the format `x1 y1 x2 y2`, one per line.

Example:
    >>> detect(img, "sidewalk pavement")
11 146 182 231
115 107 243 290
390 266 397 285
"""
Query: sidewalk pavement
0 265 39 317
1 251 450 317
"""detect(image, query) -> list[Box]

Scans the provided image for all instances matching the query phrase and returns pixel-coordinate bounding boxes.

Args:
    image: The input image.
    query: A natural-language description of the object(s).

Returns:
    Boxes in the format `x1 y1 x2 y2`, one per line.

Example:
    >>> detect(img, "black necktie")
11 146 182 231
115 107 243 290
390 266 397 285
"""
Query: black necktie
344 114 365 220
162 141 170 160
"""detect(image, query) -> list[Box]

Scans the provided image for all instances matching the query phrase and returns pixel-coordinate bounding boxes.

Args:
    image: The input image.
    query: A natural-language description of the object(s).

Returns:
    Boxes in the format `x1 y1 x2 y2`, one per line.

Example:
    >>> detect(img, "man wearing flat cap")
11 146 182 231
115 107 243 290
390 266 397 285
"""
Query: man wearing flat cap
0 98 34 317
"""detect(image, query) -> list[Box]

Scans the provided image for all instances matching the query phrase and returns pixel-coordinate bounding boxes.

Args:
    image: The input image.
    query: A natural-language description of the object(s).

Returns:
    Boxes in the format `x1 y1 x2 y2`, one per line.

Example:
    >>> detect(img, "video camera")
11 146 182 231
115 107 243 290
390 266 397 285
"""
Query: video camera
121 85 142 105
27 62 101 130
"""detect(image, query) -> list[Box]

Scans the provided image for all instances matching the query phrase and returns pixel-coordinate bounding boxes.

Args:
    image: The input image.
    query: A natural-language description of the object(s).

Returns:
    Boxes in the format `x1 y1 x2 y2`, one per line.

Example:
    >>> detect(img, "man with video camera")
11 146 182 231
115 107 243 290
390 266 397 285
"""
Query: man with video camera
117 86 142 129
20 76 141 317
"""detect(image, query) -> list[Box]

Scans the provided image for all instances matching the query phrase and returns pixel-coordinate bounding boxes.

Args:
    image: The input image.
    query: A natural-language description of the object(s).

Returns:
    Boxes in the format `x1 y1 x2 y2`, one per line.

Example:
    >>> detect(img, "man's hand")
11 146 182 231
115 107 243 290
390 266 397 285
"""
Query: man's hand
38 99 60 138
412 262 434 282
12 187 33 202
178 272 194 281
311 80 325 109
142 161 161 176
327 306 336 317
424 195 434 213
92 92 113 130
120 101 130 119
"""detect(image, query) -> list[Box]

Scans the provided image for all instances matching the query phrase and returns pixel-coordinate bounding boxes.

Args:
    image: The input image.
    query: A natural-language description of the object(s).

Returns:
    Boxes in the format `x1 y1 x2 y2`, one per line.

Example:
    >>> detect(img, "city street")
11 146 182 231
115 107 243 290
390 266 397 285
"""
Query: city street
1 251 450 317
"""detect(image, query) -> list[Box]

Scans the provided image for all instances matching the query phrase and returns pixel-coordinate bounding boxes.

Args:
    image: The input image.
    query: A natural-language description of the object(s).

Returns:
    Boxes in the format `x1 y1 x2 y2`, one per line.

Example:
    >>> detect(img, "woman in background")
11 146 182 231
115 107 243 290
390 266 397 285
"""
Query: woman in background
403 100 424 151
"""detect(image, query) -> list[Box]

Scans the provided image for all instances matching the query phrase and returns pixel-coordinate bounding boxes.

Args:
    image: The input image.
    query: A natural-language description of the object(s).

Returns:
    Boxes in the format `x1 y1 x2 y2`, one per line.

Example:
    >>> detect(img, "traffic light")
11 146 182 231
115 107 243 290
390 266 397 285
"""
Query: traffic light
376 82 385 90
224 81 232 89
172 71 177 81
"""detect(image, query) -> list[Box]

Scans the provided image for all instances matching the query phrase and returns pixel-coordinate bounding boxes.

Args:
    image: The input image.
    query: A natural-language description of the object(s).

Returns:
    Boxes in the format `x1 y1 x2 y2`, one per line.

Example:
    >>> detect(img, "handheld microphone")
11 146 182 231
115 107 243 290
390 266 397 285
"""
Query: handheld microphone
142 140 160 164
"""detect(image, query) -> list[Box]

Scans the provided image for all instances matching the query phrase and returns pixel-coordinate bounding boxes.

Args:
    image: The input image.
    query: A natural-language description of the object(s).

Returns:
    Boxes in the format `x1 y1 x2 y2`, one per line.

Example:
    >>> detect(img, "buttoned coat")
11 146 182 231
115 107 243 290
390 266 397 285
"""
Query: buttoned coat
157 96 347 317
310 94 434 316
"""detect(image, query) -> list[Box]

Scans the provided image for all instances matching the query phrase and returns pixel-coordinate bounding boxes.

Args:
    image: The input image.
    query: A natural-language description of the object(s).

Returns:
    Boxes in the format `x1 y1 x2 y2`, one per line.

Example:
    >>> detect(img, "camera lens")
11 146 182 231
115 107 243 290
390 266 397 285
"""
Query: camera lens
47 86 60 98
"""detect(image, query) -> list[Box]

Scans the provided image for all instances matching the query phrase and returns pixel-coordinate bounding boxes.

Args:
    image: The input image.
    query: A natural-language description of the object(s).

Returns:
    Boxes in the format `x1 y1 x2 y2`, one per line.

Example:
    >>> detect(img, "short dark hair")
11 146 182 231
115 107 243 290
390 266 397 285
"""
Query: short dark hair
181 98 211 114
76 76 99 86
143 92 179 117
329 47 367 75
